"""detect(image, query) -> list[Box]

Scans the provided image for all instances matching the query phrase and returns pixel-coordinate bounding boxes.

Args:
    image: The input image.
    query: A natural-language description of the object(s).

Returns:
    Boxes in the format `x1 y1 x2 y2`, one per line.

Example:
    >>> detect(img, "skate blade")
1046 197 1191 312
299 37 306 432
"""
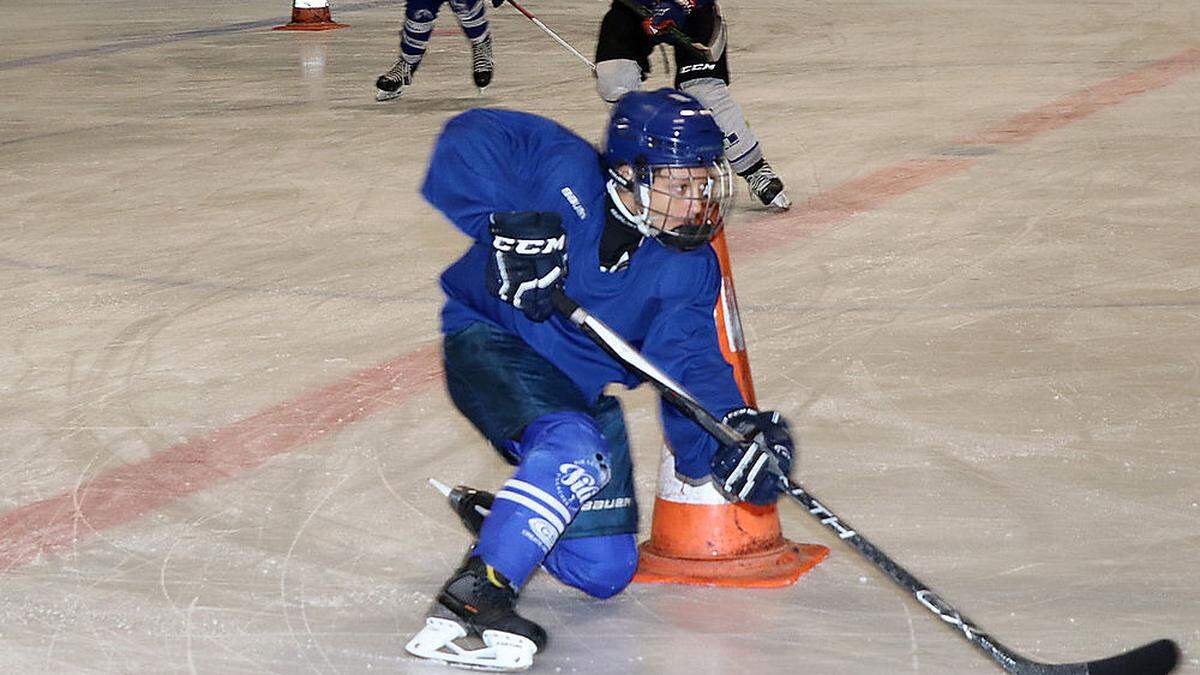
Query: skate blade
375 88 403 102
769 191 792 210
429 478 452 497
406 617 537 672
429 478 491 524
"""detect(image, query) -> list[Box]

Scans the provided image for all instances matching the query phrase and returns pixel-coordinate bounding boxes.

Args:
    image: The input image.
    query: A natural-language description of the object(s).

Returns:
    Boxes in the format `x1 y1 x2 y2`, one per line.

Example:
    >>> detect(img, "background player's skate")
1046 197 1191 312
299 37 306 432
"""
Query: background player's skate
739 158 790 209
375 56 413 101
471 34 494 93
375 0 494 101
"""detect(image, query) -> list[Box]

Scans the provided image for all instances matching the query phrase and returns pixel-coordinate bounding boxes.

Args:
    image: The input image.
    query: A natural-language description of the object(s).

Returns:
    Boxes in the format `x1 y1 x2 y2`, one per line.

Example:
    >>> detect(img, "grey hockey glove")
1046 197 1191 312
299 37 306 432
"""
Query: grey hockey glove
710 408 795 506
486 211 568 322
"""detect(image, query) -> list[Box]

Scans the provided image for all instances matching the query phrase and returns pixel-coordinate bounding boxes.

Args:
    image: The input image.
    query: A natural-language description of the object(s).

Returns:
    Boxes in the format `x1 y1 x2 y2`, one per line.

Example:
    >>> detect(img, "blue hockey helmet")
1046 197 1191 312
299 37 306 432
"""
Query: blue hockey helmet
604 88 735 251
605 88 727 168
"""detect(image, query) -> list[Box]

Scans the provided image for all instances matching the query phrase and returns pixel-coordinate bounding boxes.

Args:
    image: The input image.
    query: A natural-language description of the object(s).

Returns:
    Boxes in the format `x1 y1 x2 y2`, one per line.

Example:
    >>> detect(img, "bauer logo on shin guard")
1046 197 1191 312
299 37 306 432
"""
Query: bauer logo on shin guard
578 496 632 512
492 234 566 256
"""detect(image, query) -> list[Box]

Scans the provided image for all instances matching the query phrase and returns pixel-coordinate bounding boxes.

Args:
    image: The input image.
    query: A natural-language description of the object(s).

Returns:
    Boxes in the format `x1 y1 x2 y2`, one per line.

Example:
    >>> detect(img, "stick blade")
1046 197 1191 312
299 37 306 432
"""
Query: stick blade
1082 639 1179 675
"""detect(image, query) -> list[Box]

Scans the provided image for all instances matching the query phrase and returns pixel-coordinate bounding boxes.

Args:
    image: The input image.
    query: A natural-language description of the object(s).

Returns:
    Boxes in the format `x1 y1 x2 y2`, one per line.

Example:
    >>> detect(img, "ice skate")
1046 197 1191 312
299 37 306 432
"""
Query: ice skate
429 479 494 536
375 58 412 102
406 556 546 672
740 158 791 210
471 34 494 94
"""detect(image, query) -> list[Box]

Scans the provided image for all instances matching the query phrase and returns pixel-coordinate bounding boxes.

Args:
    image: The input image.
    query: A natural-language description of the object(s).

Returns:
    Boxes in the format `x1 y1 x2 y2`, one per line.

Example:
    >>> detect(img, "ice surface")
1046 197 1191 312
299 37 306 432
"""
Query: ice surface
1 1 1197 672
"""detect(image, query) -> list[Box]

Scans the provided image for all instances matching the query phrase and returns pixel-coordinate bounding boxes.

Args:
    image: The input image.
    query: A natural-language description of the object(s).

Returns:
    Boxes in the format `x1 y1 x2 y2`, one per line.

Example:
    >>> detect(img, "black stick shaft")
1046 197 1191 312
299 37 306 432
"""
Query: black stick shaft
778 477 1033 672
553 291 1021 669
551 290 1178 675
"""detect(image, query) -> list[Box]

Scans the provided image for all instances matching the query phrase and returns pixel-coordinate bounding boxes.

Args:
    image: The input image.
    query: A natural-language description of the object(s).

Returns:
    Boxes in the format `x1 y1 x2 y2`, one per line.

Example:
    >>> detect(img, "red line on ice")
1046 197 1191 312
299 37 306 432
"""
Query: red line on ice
959 48 1200 146
0 344 441 570
734 47 1200 252
2 48 1197 572
731 158 978 255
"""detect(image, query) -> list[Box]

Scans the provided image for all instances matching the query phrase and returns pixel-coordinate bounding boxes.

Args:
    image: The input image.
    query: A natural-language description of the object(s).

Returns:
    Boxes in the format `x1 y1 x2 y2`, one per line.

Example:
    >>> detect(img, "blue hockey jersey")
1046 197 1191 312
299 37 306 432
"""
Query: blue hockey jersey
421 109 745 479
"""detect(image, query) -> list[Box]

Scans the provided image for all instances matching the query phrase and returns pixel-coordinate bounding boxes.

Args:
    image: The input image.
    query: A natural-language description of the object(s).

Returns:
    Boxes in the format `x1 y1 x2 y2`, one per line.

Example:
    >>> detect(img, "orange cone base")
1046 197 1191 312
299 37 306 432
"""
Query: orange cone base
634 539 829 588
273 8 349 31
631 498 829 587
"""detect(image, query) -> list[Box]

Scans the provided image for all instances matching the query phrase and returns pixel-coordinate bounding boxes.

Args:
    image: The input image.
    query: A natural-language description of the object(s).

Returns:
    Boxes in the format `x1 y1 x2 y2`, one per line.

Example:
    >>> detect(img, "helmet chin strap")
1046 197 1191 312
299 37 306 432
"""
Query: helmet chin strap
606 177 660 239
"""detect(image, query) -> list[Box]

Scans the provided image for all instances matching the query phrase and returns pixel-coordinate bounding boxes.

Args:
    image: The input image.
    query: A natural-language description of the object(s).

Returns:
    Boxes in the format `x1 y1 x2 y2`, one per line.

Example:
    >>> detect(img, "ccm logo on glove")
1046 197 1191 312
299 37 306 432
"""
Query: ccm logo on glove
487 211 568 322
491 234 566 255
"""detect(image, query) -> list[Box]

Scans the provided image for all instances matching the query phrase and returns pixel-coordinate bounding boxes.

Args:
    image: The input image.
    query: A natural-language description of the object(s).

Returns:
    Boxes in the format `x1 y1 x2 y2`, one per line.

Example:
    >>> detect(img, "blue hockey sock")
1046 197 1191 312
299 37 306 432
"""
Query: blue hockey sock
449 0 489 42
400 5 438 68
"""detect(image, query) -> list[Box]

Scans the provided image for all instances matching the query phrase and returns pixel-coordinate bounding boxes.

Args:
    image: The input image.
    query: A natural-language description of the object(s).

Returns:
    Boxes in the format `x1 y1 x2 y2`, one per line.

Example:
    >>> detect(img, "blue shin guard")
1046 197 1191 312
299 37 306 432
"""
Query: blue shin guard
473 412 611 588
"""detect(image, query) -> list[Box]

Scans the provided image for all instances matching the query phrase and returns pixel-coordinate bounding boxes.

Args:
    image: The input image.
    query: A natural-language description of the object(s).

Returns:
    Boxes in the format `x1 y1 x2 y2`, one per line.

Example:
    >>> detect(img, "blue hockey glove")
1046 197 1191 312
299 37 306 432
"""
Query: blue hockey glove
710 408 795 506
486 211 568 322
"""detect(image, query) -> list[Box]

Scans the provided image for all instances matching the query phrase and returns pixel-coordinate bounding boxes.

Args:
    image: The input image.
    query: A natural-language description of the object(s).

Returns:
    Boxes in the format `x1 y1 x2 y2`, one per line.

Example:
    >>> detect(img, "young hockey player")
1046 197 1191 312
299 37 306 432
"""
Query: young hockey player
594 0 792 210
404 88 797 671
375 0 494 101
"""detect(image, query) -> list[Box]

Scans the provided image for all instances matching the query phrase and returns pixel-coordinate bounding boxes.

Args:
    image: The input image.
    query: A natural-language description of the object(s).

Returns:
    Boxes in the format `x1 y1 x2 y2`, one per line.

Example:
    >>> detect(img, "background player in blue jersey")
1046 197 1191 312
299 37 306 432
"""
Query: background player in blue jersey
375 0 494 101
594 0 793 210
404 89 797 671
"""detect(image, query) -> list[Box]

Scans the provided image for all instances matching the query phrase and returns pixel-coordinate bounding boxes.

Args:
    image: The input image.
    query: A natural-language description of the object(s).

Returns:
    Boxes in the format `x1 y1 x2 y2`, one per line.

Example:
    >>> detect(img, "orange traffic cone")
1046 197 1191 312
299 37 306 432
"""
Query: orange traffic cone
633 232 829 587
274 0 349 31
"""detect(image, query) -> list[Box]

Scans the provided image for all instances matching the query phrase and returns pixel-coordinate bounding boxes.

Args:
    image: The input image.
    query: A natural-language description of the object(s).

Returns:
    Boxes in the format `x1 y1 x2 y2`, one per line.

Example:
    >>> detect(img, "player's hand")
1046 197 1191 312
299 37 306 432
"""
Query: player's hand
641 16 675 38
641 1 688 39
486 211 568 322
710 408 795 505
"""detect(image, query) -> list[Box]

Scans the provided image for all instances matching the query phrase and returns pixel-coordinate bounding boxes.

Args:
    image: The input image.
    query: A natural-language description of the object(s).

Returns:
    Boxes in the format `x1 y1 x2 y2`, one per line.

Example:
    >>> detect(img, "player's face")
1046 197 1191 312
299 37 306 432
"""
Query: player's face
612 161 732 250
648 166 714 232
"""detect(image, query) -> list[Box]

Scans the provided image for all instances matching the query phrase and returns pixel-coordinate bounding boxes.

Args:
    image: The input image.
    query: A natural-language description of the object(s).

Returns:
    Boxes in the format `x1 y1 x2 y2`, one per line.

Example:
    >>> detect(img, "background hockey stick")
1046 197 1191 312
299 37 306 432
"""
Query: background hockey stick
499 0 595 71
550 290 1181 674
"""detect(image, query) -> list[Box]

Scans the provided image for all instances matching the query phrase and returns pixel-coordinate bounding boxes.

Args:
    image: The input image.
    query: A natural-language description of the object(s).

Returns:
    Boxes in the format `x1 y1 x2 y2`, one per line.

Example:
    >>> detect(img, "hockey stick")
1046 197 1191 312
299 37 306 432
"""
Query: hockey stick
550 290 1181 675
499 0 595 71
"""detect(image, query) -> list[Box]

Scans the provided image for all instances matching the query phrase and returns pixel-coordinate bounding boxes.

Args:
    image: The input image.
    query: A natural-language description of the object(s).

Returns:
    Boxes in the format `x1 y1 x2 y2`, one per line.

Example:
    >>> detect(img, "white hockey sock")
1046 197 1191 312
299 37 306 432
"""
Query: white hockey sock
680 77 764 174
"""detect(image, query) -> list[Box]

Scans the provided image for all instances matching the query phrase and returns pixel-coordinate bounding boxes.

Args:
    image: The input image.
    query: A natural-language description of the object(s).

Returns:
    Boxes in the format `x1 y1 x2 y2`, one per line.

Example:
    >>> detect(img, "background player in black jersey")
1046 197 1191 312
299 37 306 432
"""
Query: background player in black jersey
594 0 792 209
